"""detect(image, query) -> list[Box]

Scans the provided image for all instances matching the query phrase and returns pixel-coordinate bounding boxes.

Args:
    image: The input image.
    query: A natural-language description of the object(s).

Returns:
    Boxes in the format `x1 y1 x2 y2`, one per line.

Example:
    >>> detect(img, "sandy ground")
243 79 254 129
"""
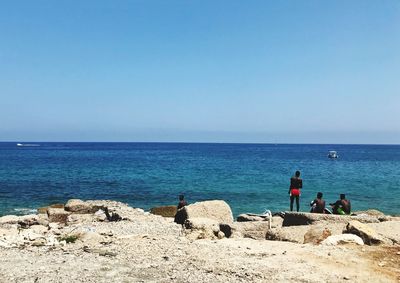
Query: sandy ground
0 207 399 283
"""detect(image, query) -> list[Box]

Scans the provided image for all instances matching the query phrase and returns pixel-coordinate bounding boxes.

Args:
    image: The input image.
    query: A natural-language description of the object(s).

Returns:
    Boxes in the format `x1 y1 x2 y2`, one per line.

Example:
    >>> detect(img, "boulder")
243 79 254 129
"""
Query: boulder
345 221 387 245
150 206 177 218
65 199 99 214
231 221 270 240
283 212 380 227
18 214 39 228
266 226 310 243
236 214 267 222
47 208 71 224
321 234 364 246
37 203 65 214
183 217 221 240
174 200 233 225
0 215 20 225
303 227 332 244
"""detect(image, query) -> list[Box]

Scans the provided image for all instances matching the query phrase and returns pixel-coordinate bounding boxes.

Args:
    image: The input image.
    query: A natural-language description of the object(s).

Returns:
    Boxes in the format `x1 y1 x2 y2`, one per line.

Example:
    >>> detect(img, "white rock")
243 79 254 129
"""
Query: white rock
321 234 364 246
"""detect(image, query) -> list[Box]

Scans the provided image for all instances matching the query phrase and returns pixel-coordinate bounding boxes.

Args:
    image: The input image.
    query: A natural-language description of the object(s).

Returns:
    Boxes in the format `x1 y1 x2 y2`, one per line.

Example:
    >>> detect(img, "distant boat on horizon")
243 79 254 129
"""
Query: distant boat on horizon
16 143 40 147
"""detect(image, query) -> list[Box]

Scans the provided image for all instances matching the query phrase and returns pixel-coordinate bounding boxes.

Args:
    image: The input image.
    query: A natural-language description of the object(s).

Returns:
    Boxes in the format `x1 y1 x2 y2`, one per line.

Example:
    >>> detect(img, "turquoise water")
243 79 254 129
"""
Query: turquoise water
0 142 399 216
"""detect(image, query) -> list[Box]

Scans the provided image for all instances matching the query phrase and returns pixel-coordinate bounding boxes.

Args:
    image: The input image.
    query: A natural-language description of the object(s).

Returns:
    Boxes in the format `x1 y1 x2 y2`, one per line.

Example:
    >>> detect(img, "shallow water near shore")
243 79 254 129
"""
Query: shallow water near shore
0 142 399 217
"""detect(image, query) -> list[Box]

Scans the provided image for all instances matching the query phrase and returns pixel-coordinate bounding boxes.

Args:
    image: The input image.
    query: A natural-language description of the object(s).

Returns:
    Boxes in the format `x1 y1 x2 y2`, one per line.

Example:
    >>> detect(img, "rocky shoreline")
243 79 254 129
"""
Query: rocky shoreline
0 199 399 282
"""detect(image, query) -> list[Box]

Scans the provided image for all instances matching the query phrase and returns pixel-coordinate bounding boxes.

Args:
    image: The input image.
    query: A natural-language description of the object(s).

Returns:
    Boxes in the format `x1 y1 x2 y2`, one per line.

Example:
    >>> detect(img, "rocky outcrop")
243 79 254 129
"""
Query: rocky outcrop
283 212 380 227
266 226 311 243
183 217 221 240
321 234 364 246
303 227 332 244
231 221 270 240
174 200 234 225
47 208 71 224
65 199 99 214
150 206 177 218
345 221 388 245
236 214 268 222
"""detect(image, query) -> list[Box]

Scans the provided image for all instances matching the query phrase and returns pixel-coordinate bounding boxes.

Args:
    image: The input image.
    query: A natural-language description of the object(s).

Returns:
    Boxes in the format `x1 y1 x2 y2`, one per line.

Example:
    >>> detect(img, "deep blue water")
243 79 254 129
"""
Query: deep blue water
0 142 399 217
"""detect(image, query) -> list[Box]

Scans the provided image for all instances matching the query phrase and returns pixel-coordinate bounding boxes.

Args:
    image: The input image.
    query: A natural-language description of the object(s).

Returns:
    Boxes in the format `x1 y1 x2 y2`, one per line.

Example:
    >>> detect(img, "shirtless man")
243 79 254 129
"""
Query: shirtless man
310 192 325 213
330 194 351 215
288 171 302 212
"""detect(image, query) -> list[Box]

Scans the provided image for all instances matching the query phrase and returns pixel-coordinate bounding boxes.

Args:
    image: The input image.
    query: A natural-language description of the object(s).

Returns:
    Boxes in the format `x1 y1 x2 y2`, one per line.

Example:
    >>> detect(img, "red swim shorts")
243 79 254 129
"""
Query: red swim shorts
291 189 300 196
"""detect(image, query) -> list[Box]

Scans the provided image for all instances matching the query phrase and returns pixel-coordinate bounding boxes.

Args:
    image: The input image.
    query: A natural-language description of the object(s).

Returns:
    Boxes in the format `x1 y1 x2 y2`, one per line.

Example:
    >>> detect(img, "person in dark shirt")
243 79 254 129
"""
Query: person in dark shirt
288 171 302 212
330 194 351 215
310 192 326 213
177 194 188 210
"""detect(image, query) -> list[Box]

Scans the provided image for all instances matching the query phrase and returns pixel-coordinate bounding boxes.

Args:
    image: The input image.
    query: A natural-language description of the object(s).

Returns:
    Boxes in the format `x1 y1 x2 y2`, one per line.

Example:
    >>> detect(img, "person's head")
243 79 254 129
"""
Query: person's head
295 171 301 177
317 192 323 199
340 194 345 200
179 194 185 201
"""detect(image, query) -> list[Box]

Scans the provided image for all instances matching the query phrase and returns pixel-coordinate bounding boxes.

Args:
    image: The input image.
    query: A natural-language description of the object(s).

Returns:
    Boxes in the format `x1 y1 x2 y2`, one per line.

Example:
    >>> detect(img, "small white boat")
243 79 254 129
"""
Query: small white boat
16 143 40 147
328 150 338 159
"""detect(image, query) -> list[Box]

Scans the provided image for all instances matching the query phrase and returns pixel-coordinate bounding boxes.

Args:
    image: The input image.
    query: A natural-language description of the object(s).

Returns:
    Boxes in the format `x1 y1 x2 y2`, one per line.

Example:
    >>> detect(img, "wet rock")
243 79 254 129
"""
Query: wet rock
150 206 177 218
321 234 364 246
174 200 234 225
303 227 332 244
47 208 71 224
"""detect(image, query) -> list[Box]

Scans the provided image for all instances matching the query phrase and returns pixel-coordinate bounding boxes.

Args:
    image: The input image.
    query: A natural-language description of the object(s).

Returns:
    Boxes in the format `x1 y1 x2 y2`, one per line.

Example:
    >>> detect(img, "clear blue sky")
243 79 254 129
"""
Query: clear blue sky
1 1 399 143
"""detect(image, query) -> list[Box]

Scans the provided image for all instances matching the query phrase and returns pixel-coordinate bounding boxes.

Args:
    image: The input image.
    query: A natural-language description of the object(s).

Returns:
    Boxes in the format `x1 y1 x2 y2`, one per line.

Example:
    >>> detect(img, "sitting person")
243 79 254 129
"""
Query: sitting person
330 194 351 215
310 192 325 213
177 194 188 210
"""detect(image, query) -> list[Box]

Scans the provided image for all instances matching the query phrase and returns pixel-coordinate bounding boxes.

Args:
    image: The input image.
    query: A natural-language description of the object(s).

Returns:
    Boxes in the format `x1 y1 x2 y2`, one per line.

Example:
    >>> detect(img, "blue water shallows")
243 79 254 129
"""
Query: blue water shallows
0 142 399 216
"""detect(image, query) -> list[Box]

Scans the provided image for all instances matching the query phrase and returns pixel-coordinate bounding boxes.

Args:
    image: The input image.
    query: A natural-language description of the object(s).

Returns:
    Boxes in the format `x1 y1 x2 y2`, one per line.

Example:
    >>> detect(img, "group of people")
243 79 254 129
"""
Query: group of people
176 170 352 216
289 170 351 215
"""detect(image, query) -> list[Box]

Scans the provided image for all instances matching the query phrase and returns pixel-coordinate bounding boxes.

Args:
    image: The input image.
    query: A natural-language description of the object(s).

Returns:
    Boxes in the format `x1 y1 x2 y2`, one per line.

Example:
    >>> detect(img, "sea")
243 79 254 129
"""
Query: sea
0 142 399 217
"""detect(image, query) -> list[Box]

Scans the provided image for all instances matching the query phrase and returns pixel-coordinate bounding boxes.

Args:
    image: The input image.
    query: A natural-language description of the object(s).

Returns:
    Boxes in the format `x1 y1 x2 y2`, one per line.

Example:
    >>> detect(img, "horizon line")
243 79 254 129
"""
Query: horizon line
1 141 400 146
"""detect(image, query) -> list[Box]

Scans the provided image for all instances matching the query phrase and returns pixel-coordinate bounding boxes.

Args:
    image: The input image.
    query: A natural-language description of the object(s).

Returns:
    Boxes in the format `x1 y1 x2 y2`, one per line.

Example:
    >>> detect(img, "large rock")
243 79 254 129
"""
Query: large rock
321 234 364 246
283 212 380 227
47 208 71 224
183 217 221 240
18 214 40 228
0 215 20 225
303 227 331 244
237 214 268 222
65 199 99 214
345 221 388 245
37 203 65 214
231 221 270 240
174 200 233 225
150 206 177 218
266 226 311 243
0 215 39 227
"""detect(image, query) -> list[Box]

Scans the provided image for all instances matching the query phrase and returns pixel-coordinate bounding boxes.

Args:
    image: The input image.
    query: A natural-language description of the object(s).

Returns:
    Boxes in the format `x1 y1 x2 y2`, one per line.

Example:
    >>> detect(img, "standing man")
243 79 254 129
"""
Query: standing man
288 170 302 212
